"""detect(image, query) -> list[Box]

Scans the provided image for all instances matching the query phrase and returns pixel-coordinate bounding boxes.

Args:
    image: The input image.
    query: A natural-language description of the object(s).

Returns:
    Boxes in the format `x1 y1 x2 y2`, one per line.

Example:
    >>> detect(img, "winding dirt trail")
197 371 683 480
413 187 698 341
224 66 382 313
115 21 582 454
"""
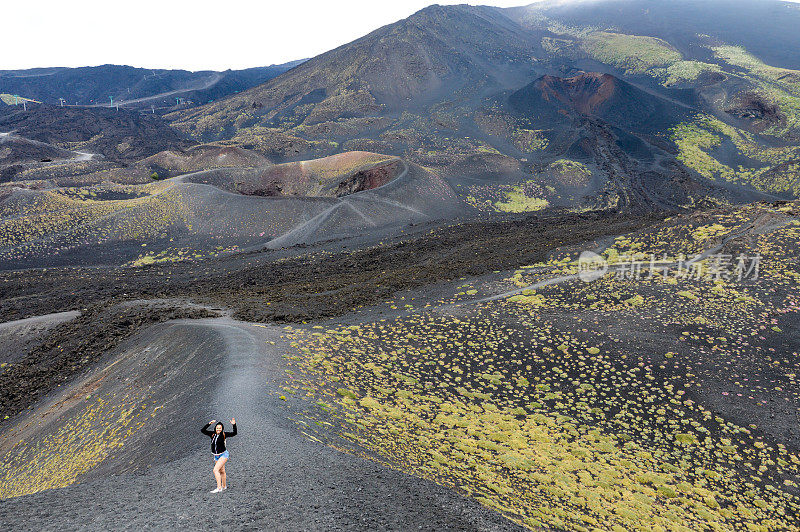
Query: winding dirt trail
0 130 99 162
0 318 522 531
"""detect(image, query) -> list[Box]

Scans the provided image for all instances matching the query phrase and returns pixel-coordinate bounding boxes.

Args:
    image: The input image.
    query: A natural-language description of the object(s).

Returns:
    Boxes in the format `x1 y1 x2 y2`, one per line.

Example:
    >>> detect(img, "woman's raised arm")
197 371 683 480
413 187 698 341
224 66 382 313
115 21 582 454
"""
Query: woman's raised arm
201 420 215 436
225 418 237 437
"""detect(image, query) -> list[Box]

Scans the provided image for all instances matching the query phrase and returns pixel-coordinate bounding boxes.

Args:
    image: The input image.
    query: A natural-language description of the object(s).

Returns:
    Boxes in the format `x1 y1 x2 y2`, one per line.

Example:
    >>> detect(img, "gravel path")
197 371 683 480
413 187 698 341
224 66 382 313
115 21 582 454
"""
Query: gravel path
0 319 524 531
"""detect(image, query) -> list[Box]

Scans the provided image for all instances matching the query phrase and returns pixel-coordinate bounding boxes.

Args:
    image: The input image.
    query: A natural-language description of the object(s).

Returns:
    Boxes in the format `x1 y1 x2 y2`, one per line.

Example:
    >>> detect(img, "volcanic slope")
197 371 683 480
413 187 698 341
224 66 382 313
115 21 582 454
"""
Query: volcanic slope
0 104 190 163
505 0 800 196
508 72 691 136
186 151 401 197
0 310 79 365
259 200 800 530
0 131 96 183
138 144 272 179
1 200 799 530
506 0 800 71
479 71 766 211
5 1 795 233
0 317 523 531
168 0 800 212
0 152 460 269
458 72 767 214
3 144 276 187
169 4 543 145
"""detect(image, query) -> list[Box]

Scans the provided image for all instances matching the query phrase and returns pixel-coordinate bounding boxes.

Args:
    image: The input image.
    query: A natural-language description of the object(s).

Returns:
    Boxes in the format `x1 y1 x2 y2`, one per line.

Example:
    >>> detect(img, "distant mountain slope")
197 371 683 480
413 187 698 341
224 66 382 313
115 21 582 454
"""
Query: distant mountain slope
4 0 800 219
167 0 800 210
506 0 800 70
169 5 543 141
0 61 304 109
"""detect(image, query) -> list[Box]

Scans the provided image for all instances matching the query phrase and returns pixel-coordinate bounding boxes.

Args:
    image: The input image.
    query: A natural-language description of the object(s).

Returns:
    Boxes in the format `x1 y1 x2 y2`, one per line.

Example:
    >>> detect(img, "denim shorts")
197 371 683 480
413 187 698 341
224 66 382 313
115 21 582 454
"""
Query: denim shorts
213 450 229 461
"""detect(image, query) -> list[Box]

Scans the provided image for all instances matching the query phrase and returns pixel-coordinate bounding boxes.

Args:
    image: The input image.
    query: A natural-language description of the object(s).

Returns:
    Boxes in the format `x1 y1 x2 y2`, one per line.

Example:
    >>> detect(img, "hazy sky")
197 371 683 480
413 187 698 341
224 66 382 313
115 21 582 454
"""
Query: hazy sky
4 0 530 72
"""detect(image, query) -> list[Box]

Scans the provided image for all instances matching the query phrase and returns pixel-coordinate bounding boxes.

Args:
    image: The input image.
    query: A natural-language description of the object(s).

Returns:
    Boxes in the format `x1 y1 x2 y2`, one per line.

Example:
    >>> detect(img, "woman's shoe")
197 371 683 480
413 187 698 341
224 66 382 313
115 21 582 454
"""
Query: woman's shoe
210 487 222 493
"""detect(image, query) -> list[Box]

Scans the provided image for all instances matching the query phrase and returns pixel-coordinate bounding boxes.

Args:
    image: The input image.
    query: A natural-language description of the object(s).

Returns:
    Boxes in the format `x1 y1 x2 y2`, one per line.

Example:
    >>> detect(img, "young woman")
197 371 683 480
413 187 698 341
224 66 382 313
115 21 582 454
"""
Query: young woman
201 418 237 493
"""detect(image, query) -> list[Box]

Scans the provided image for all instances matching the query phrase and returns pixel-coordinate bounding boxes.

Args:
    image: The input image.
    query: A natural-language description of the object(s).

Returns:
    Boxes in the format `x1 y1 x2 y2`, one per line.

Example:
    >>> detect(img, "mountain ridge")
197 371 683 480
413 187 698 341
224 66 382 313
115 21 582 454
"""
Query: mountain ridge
0 61 305 109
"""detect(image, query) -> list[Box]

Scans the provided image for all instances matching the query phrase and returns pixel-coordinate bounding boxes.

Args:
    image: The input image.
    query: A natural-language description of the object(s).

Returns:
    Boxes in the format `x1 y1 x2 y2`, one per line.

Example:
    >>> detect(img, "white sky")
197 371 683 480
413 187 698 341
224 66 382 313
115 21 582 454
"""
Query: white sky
4 0 530 72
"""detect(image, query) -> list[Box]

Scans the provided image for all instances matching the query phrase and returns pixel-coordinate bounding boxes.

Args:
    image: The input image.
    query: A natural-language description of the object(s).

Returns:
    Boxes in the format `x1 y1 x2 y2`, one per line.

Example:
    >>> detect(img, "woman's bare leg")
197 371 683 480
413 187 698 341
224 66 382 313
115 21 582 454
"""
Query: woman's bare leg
213 457 227 489
220 463 227 489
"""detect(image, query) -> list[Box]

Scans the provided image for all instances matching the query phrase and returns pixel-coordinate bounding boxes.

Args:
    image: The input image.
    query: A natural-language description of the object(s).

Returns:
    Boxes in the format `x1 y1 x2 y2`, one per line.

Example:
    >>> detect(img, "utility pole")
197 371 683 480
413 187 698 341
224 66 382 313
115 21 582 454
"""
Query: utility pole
151 105 155 114
109 96 113 107
23 101 27 111
59 98 65 107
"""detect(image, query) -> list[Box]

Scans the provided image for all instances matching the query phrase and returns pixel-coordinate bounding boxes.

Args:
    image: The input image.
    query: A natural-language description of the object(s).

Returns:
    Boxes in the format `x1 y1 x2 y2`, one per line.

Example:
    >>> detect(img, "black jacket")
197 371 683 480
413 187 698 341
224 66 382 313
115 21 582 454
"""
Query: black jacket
201 422 237 454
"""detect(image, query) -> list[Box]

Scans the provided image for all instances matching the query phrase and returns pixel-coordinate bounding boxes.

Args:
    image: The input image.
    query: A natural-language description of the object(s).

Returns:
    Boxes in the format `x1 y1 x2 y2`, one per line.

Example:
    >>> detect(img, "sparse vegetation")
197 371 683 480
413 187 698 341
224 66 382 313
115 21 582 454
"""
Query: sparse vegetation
466 179 551 213
581 32 682 76
671 114 800 194
280 200 800 529
712 45 800 97
494 188 549 213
